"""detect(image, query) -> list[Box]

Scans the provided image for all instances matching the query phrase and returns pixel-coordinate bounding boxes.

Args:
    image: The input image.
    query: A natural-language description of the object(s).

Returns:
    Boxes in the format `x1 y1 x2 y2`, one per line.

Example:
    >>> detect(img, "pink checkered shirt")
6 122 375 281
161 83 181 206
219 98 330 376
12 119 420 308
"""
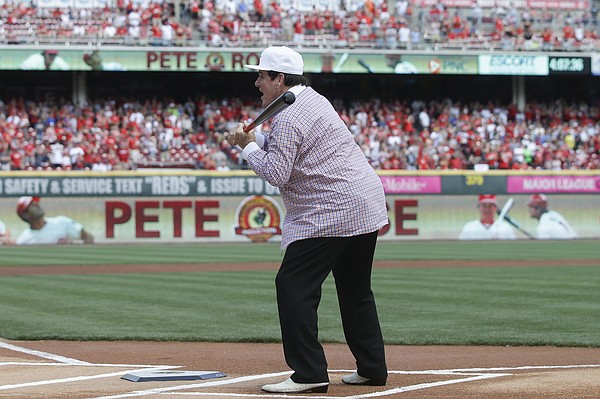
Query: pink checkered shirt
246 86 388 249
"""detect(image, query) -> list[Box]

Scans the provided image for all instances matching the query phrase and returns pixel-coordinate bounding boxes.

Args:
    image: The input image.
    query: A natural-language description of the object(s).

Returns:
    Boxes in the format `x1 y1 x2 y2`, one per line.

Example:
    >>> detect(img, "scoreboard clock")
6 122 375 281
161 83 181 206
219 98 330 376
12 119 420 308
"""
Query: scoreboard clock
548 57 591 75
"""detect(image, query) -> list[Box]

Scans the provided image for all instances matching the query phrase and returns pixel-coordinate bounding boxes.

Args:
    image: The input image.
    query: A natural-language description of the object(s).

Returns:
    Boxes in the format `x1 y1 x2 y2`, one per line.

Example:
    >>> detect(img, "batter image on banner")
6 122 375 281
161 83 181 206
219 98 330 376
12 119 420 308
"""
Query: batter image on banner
83 50 127 71
459 194 517 240
527 193 577 239
20 49 71 70
0 218 15 245
226 46 388 394
15 196 95 245
384 54 418 74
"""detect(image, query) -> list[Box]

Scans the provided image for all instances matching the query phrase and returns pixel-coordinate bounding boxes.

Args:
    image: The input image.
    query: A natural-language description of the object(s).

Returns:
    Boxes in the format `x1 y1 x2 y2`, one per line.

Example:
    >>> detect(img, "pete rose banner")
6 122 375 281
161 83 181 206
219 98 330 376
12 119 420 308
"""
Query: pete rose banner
0 194 598 243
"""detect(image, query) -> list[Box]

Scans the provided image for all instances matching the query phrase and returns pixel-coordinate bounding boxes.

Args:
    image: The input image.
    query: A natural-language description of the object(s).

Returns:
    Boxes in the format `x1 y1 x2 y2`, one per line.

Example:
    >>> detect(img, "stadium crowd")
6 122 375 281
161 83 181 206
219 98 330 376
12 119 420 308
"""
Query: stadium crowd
0 0 598 51
1 96 598 172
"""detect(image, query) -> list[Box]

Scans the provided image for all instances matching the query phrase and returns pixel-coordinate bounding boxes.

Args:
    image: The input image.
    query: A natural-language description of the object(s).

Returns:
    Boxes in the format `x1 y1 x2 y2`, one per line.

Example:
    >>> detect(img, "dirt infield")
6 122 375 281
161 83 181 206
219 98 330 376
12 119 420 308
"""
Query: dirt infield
1 260 599 399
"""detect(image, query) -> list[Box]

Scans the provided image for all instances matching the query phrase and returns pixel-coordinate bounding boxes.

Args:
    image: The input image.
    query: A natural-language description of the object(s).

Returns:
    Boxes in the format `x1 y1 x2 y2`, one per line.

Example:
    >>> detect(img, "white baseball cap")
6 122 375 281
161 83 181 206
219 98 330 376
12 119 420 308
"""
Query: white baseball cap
245 46 304 75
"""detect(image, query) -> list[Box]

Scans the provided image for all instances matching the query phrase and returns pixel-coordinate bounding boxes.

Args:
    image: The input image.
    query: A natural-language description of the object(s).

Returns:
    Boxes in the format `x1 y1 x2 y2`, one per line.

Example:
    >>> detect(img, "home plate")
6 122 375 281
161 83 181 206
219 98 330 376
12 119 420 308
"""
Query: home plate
122 370 227 382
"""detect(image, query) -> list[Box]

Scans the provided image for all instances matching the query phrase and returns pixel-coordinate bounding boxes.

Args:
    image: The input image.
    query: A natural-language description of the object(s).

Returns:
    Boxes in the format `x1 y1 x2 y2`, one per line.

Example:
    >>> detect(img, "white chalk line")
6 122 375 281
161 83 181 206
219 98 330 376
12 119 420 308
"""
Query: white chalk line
3 340 600 399
85 365 600 399
86 372 293 399
0 340 179 392
0 340 91 365
0 362 180 368
427 364 600 373
0 367 175 391
160 373 509 398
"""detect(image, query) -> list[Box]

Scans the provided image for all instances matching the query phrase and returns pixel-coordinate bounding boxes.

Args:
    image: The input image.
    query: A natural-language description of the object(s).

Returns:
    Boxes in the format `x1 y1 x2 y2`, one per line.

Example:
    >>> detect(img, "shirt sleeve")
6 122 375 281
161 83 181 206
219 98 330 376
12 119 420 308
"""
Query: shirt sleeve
246 117 299 187
241 132 266 160
255 132 265 148
242 142 261 160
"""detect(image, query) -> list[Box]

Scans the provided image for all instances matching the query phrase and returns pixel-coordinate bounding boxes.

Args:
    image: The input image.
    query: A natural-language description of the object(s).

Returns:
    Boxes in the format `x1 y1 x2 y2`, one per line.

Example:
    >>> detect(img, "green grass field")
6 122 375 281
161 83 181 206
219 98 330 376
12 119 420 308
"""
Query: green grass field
1 241 599 346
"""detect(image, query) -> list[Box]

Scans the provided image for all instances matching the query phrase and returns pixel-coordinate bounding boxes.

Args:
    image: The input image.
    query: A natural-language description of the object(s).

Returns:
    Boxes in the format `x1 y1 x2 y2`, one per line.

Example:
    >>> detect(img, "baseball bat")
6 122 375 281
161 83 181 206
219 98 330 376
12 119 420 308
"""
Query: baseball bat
357 59 374 73
333 52 349 73
497 211 535 239
494 197 514 228
243 91 296 133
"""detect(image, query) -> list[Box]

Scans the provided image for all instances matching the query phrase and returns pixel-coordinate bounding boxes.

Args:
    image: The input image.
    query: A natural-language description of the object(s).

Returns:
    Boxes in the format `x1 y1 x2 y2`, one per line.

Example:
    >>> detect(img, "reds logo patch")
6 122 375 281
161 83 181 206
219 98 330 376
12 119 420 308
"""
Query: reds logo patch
234 195 283 243
205 52 225 71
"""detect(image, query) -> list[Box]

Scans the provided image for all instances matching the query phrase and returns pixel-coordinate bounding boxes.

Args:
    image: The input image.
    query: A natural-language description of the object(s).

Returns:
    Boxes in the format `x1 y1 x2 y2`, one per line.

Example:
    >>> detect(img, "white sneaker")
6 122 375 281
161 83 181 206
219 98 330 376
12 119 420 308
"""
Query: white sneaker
262 377 329 393
342 372 387 386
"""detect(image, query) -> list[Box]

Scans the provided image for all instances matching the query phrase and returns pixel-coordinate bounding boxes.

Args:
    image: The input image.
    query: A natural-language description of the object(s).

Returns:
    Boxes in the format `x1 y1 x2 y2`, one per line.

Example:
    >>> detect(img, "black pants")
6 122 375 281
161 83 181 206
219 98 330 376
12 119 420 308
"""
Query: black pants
276 231 387 383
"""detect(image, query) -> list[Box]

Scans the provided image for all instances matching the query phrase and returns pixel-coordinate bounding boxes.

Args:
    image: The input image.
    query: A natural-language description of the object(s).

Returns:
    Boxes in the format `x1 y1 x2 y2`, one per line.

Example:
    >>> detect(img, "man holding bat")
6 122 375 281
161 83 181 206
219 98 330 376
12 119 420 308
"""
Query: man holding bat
226 46 388 394
459 194 516 240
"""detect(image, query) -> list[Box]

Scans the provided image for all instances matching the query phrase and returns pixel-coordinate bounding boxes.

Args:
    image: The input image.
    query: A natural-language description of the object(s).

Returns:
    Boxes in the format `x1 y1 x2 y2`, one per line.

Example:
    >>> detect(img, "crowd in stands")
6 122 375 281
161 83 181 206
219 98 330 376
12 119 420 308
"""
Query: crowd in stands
1 96 598 172
0 0 598 51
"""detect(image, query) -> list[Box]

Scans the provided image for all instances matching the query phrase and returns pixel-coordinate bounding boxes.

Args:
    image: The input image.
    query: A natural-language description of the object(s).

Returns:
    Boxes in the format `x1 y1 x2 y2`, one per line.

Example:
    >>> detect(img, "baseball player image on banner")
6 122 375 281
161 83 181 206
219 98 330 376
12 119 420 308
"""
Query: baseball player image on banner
15 196 94 245
459 194 517 240
19 49 71 70
526 193 577 239
0 218 15 245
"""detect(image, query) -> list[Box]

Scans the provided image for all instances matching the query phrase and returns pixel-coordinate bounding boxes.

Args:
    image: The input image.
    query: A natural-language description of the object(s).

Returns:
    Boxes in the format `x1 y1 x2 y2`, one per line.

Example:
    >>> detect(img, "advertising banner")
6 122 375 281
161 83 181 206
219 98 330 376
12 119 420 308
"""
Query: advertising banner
383 54 479 75
322 53 480 75
507 175 600 194
0 174 281 197
441 174 507 195
4 48 599 76
479 54 549 76
1 174 442 196
0 49 478 75
0 194 597 244
379 175 442 194
3 173 599 197
1 172 598 244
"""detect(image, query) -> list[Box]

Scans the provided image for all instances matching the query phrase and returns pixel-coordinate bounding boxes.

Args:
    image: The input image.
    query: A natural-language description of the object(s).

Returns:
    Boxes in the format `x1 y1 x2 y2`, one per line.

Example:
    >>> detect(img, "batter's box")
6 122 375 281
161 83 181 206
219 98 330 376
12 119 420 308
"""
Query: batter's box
154 369 510 398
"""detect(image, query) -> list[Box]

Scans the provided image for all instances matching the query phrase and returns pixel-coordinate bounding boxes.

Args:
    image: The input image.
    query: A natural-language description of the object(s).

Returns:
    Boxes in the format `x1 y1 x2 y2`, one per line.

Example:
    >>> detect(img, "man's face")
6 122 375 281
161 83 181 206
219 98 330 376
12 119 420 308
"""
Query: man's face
254 70 282 108
84 51 103 69
44 53 57 68
25 202 45 221
528 205 541 219
479 203 496 219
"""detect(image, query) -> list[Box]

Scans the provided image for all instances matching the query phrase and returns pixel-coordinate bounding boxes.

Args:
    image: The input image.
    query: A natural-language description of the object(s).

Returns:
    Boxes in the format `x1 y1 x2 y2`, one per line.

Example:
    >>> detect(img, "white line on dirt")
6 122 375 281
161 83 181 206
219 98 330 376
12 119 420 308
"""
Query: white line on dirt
157 372 509 399
0 368 170 391
131 365 600 399
3 341 599 399
0 340 90 365
86 372 293 399
0 362 181 368
421 364 600 373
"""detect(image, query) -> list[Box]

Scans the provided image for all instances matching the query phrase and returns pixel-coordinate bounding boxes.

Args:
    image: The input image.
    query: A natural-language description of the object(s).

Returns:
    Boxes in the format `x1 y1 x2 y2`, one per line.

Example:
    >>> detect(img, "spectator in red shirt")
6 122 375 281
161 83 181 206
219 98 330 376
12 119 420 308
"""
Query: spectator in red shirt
253 0 265 21
10 150 23 170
